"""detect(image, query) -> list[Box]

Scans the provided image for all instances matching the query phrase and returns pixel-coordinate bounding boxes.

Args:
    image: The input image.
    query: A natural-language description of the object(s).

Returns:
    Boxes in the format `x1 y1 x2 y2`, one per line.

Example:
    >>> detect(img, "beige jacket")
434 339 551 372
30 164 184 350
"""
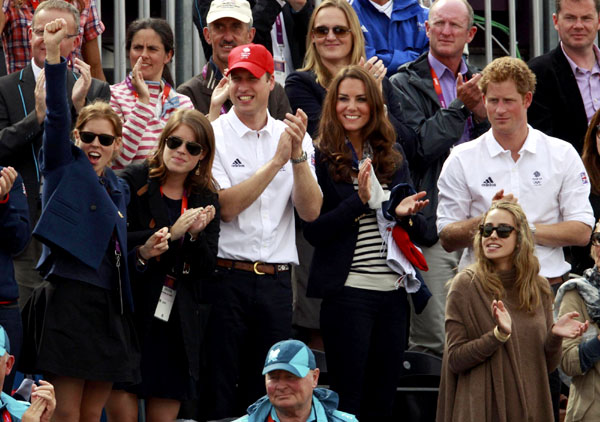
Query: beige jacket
559 290 600 422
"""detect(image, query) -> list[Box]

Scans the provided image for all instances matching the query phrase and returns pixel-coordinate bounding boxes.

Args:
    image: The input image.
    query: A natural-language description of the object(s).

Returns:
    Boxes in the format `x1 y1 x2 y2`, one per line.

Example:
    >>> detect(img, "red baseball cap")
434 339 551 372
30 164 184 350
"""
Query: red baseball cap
226 44 274 78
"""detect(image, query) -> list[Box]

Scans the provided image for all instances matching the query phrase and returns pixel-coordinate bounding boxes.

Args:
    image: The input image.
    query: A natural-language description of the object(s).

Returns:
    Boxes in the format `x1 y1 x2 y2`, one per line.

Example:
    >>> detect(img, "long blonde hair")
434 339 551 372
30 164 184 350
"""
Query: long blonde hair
472 201 552 312
300 0 365 89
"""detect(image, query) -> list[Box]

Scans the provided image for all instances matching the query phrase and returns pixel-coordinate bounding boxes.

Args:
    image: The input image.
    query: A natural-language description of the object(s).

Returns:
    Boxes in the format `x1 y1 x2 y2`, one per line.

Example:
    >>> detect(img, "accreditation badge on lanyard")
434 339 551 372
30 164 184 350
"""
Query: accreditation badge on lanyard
154 187 189 322
273 14 287 86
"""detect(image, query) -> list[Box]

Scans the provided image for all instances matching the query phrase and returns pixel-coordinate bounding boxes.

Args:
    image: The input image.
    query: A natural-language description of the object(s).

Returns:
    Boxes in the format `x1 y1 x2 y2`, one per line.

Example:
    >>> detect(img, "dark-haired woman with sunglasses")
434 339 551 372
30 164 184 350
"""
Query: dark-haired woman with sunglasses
285 0 416 153
438 201 587 422
556 222 600 422
112 108 220 421
31 19 171 422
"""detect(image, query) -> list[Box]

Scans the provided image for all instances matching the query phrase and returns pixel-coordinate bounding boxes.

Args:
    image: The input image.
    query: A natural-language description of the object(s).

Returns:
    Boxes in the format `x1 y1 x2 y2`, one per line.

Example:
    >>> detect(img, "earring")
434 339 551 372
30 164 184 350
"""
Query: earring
195 167 200 176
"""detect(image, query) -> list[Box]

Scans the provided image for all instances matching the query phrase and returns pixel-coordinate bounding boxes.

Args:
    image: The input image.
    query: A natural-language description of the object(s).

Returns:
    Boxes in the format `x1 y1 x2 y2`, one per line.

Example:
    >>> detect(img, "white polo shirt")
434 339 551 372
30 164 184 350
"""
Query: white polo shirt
437 126 595 278
211 108 317 264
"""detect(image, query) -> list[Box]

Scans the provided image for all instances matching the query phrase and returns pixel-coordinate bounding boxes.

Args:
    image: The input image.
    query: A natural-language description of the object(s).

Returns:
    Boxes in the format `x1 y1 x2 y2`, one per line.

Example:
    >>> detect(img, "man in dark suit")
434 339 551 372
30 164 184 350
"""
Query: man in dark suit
0 0 110 308
528 0 600 155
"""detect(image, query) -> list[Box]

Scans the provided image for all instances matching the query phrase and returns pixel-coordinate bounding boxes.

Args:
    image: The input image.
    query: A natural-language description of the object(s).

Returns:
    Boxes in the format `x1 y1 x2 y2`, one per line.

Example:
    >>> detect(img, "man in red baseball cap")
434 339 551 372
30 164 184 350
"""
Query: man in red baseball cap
227 43 275 77
206 43 323 418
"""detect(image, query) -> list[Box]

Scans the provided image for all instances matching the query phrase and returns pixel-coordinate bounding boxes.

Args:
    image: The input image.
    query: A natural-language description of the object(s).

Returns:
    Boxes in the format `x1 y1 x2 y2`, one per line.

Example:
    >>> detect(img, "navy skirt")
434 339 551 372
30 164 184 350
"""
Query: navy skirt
36 277 140 383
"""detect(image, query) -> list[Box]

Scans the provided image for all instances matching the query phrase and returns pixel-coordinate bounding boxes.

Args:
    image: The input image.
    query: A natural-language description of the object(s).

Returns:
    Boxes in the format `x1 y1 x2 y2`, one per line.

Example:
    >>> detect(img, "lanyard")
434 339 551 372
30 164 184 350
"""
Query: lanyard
429 65 474 137
345 137 361 171
126 74 172 109
1 408 12 422
159 186 190 274
429 65 448 109
159 186 188 215
345 138 373 171
275 15 284 46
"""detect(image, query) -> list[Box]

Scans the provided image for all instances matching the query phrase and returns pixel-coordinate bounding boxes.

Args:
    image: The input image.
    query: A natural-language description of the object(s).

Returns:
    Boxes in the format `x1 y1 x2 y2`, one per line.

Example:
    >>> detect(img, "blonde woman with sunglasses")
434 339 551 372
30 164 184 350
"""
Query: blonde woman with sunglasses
284 0 417 152
437 201 589 422
31 19 170 422
111 108 220 421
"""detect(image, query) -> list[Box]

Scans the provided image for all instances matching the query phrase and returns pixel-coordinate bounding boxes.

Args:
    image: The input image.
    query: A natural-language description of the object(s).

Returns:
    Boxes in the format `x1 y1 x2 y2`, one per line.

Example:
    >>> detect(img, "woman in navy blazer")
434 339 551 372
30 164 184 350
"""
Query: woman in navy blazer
304 65 428 421
31 19 170 422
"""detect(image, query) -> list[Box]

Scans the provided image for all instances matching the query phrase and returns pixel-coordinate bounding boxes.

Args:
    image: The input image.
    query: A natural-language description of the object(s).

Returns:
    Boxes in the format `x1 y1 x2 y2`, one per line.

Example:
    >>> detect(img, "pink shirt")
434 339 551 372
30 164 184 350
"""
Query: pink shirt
562 42 600 124
110 77 194 169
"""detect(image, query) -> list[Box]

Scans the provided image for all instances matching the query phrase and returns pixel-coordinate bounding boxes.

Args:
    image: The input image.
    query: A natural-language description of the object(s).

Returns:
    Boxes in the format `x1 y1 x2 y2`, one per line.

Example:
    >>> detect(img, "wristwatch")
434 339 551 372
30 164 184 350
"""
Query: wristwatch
290 151 308 164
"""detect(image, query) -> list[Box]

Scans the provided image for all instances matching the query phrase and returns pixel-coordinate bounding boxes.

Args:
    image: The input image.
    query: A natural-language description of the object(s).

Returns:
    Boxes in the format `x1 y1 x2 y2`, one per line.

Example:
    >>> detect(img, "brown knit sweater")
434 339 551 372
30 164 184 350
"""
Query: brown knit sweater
436 268 562 422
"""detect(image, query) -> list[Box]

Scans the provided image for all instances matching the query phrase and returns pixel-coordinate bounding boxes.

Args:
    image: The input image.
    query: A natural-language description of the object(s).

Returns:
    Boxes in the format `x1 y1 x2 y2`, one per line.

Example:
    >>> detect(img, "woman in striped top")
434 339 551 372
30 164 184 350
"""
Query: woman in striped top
304 65 429 421
110 18 193 170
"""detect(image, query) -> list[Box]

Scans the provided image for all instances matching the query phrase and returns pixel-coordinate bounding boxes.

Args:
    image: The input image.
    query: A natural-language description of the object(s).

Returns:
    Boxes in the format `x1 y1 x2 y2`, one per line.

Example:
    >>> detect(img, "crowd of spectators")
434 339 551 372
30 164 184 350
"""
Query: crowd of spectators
2 0 600 421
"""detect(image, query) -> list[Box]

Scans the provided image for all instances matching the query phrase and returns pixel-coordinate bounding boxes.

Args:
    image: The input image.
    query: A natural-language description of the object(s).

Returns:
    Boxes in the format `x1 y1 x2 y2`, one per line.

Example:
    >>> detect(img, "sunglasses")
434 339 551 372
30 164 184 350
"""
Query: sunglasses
312 26 351 38
165 136 204 156
79 131 116 147
479 223 516 238
592 232 600 246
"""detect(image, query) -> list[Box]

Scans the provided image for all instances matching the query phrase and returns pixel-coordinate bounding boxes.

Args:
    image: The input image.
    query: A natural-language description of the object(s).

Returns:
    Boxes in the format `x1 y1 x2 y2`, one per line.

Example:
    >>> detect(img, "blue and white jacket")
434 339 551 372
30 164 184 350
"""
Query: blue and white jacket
0 392 29 421
350 0 429 76
235 388 358 422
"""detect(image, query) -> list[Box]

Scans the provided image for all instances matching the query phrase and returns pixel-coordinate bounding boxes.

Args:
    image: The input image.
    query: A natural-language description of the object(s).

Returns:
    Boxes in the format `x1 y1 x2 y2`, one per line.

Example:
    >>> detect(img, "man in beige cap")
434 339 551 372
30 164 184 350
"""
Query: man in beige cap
178 0 291 121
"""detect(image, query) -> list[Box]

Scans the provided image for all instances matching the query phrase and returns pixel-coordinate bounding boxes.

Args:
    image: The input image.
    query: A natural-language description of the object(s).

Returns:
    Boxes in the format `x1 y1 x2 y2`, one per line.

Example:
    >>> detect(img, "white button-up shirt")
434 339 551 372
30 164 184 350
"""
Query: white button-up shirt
211 108 317 264
437 126 595 277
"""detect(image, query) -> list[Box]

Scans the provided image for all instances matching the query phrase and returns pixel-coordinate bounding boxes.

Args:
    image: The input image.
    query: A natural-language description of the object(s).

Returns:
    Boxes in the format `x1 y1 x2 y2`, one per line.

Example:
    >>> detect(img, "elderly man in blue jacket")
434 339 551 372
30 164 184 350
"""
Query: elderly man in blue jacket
350 0 429 76
236 340 357 422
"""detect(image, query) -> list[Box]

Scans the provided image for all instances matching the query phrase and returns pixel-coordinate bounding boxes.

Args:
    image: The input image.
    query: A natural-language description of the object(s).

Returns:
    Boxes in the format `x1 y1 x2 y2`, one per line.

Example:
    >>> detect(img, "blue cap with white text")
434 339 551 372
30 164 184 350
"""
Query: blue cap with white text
262 339 316 378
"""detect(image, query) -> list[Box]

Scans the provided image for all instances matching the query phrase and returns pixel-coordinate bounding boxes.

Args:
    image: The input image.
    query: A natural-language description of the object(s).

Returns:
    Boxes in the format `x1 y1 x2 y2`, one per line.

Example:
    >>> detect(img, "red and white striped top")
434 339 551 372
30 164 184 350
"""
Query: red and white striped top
110 78 194 169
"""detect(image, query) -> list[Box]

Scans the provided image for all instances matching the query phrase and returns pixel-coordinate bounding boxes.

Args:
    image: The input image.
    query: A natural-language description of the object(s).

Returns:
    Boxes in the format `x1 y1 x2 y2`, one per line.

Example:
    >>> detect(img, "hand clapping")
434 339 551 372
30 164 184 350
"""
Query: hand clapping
0 166 17 199
552 311 589 339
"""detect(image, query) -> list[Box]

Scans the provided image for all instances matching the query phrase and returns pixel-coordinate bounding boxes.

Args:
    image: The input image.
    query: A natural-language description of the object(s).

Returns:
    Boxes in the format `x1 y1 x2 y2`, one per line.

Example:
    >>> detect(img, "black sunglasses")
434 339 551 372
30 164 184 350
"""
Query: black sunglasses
479 223 516 238
165 136 204 156
312 26 351 38
79 131 116 146
592 232 600 246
